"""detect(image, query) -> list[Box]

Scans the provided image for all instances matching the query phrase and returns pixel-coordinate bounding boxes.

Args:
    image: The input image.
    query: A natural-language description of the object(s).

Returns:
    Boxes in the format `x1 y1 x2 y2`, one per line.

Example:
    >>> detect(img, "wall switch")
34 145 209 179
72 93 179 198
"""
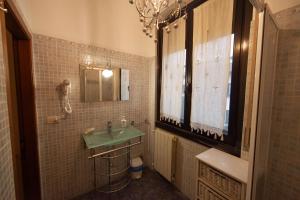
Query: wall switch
47 116 59 124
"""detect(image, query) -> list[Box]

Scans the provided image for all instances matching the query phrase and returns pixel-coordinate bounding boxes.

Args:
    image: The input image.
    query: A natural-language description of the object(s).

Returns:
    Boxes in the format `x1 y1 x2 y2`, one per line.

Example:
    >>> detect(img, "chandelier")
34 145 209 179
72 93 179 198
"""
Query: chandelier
129 0 187 42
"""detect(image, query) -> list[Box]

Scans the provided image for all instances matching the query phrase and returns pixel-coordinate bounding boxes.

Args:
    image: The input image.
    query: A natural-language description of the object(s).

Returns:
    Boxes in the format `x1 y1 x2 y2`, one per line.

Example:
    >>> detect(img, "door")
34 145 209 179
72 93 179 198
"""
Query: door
0 0 41 199
6 29 24 200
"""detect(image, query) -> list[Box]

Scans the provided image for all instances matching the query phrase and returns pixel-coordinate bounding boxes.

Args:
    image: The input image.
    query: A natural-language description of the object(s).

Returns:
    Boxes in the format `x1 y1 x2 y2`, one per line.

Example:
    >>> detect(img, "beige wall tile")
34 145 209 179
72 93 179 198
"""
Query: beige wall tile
265 28 300 200
32 34 151 200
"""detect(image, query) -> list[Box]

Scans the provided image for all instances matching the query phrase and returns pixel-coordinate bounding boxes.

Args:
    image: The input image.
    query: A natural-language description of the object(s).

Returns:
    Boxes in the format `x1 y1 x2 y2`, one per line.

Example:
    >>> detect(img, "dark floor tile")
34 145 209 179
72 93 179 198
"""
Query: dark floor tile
74 169 189 200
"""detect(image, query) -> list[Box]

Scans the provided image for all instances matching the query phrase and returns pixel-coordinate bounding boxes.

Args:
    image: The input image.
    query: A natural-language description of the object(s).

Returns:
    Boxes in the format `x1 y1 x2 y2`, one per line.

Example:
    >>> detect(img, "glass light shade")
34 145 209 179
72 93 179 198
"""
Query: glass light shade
102 69 113 78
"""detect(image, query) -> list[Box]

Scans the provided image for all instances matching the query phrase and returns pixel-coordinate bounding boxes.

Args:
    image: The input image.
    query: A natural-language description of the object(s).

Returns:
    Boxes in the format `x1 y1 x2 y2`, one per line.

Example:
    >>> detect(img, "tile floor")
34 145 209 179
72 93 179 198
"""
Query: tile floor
74 169 189 200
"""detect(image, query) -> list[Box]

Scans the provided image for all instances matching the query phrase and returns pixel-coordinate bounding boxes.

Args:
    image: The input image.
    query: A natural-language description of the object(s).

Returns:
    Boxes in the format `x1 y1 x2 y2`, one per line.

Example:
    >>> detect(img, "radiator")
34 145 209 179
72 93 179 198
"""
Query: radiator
154 129 177 182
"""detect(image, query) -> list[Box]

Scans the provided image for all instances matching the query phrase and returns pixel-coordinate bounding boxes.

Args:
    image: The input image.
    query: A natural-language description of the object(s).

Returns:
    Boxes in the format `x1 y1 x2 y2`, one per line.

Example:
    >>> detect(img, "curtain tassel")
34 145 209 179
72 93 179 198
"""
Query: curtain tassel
214 133 217 140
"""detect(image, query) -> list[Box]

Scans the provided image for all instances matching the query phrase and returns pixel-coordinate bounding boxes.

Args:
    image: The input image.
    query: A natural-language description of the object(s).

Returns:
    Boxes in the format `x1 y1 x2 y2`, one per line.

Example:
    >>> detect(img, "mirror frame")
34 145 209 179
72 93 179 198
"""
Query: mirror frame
79 64 130 102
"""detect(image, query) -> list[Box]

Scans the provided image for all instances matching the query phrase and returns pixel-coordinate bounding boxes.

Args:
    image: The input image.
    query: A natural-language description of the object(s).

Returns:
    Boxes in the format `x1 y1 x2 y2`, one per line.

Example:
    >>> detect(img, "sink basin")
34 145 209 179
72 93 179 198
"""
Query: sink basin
82 126 144 149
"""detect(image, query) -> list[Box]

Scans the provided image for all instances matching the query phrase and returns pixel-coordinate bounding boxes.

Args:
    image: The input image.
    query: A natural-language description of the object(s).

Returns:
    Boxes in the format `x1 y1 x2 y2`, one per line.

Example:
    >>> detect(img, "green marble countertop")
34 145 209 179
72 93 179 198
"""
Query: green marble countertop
82 126 144 149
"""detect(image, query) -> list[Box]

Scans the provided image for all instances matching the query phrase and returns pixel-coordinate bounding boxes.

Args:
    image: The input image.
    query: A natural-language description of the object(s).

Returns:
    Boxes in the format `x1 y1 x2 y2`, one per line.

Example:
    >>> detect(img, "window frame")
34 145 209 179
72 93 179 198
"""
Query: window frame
156 0 253 156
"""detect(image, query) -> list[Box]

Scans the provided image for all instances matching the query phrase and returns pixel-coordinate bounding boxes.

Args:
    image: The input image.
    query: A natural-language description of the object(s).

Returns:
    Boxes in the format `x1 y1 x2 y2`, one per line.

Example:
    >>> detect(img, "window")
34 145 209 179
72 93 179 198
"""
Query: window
156 0 253 156
160 17 186 125
191 0 234 141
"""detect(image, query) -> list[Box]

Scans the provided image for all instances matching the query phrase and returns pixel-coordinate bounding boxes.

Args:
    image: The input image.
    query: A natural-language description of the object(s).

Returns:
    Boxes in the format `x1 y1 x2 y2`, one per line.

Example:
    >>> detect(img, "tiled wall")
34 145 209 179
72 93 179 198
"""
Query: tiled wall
252 9 278 200
32 34 151 200
264 28 300 200
274 4 300 30
0 28 15 199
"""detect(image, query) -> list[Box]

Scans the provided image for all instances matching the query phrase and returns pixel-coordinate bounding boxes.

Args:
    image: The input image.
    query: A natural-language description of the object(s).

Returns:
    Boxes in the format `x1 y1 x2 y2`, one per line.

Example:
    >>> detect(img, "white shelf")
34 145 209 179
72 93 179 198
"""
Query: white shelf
195 148 248 184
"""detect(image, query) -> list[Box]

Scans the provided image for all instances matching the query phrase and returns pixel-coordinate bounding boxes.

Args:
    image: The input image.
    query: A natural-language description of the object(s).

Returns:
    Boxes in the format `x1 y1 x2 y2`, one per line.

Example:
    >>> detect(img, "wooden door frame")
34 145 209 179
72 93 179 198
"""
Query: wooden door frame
1 0 41 199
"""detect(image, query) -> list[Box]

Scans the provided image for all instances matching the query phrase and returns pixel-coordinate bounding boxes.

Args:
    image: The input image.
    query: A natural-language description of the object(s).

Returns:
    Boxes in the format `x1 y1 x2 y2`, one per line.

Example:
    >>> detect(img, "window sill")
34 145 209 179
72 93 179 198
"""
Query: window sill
155 121 241 157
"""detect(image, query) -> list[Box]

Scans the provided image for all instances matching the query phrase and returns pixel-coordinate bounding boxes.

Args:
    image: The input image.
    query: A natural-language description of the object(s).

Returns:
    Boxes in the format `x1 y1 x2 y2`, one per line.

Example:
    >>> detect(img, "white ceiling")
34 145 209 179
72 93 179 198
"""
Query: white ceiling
13 0 155 57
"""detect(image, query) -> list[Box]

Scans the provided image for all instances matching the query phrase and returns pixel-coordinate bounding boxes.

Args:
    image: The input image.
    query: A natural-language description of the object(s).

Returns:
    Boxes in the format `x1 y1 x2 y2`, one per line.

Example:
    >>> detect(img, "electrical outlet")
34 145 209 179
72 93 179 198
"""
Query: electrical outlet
47 116 59 124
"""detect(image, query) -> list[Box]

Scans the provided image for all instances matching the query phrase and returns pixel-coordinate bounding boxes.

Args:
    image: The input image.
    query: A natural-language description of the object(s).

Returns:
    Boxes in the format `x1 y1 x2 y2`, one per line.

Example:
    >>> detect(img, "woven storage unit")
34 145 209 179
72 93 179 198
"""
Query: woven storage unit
195 149 248 200
197 180 227 200
198 161 242 199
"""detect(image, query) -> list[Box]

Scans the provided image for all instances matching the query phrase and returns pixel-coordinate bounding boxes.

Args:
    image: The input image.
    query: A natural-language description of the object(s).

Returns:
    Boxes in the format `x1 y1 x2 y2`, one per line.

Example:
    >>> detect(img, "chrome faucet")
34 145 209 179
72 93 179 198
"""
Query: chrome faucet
107 121 112 133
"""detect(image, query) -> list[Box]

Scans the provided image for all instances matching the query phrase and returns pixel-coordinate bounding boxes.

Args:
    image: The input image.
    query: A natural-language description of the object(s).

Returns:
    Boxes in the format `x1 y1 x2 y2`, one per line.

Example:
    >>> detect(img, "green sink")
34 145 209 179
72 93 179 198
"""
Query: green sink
82 126 144 149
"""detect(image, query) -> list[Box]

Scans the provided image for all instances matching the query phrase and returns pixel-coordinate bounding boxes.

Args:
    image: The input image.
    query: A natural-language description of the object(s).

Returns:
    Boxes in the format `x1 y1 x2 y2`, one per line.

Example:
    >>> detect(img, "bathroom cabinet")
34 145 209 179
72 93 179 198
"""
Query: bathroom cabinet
195 149 248 200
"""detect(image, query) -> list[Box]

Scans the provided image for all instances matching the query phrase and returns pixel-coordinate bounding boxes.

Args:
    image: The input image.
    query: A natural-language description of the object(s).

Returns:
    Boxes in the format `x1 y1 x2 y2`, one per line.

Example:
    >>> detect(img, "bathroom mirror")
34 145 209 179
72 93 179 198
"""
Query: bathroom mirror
80 65 130 102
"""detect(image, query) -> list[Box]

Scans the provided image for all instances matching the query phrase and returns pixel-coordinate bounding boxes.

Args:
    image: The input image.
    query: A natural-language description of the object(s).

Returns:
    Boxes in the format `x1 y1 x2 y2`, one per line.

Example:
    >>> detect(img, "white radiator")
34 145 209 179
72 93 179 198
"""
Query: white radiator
154 129 177 182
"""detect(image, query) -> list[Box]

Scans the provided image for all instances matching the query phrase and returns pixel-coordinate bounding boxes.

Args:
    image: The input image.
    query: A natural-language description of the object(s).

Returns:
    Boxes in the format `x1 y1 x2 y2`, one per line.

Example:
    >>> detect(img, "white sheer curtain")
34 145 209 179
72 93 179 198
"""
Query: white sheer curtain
191 0 234 140
160 17 186 124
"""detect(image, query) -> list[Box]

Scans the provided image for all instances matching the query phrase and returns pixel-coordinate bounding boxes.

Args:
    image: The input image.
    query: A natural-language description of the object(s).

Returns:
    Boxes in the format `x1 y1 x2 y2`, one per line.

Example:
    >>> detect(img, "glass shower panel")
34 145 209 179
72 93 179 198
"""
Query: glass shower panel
253 5 300 200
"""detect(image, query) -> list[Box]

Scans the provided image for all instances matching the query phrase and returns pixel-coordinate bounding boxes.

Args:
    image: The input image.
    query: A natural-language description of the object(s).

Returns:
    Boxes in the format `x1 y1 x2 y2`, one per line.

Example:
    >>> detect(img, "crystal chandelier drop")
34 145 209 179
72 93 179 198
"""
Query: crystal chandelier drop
129 0 187 42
